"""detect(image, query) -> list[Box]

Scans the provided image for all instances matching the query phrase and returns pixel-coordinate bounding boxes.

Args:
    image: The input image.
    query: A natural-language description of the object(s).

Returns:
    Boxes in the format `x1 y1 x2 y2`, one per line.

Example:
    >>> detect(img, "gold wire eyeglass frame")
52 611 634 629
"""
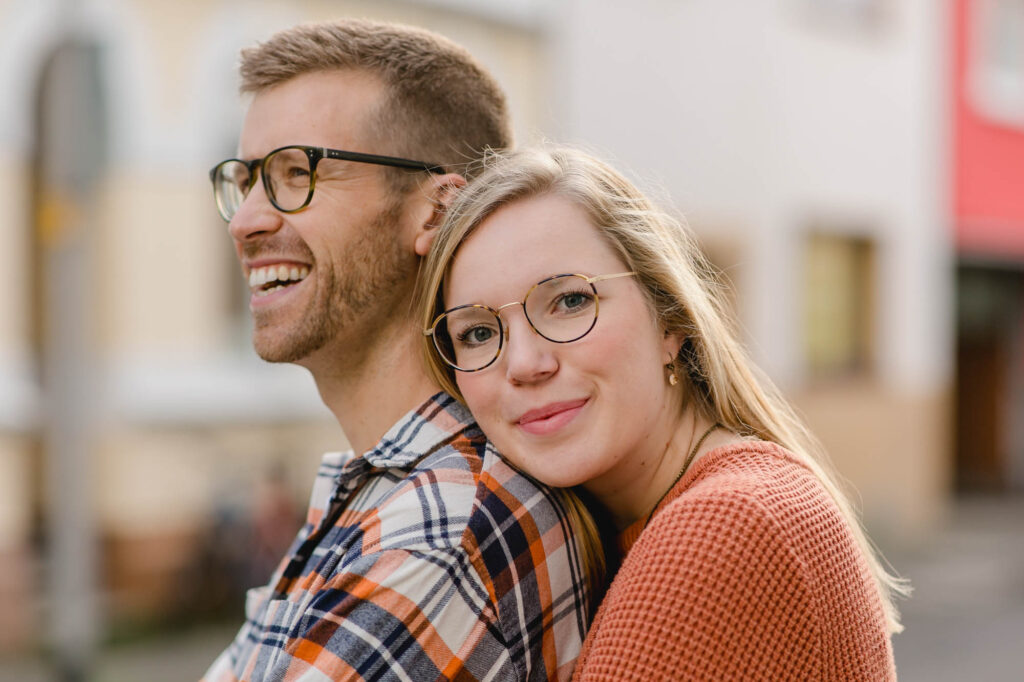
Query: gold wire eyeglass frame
424 271 637 372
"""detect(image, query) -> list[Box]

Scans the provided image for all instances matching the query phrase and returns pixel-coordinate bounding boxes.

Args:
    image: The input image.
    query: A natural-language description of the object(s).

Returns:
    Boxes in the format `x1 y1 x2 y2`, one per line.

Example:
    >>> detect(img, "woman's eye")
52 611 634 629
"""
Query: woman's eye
456 325 497 347
554 290 594 313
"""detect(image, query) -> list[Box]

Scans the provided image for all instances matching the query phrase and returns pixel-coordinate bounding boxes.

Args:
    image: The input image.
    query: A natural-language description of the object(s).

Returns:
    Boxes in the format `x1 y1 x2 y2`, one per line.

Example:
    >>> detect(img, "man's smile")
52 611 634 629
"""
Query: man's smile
248 263 311 298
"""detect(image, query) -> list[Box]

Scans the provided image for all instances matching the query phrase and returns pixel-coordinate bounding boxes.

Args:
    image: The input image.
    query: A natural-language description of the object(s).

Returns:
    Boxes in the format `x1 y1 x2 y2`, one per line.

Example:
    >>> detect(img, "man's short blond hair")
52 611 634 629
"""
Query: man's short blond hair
239 19 512 182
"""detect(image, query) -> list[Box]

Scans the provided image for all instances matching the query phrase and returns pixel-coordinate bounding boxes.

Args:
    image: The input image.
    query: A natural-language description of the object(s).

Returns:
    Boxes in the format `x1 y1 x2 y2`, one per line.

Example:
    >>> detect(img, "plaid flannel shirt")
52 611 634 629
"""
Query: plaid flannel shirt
203 392 590 681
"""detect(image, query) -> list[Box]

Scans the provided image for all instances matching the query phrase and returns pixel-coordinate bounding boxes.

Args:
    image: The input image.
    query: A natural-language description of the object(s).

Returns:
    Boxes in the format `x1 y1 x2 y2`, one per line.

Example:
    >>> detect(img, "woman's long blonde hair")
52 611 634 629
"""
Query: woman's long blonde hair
416 146 908 633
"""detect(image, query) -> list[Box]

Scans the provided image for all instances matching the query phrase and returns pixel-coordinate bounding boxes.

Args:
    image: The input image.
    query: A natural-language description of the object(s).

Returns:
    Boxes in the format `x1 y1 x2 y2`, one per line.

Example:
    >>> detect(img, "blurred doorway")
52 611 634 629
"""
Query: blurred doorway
955 264 1024 492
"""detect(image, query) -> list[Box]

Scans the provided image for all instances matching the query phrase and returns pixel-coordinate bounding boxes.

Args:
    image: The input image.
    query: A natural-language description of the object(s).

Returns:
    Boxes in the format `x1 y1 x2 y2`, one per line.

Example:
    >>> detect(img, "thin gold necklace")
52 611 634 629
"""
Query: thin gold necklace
645 422 720 528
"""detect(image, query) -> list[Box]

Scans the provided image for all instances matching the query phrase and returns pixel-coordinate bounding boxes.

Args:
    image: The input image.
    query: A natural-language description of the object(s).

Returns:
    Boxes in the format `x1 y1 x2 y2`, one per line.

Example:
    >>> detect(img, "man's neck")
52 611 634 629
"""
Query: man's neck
302 321 439 456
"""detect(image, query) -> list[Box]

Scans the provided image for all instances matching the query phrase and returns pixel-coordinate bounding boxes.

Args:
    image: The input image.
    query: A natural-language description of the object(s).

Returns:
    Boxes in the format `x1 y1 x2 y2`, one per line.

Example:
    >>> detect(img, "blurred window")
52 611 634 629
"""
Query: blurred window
972 0 1024 127
803 232 876 378
698 234 743 327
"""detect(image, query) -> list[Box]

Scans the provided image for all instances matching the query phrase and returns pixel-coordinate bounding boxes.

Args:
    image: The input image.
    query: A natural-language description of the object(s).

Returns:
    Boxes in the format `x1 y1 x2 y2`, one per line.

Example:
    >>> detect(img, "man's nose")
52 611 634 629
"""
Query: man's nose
228 180 283 243
502 315 558 385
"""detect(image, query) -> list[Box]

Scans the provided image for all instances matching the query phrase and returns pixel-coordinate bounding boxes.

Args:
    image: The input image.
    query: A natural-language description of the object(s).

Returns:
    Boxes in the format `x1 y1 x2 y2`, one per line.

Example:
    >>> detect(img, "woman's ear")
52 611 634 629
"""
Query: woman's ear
662 330 686 365
414 173 468 257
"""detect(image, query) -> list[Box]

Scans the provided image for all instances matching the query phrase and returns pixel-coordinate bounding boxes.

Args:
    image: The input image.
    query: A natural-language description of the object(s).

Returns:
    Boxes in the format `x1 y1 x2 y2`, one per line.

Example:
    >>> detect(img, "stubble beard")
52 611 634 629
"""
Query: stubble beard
252 198 413 365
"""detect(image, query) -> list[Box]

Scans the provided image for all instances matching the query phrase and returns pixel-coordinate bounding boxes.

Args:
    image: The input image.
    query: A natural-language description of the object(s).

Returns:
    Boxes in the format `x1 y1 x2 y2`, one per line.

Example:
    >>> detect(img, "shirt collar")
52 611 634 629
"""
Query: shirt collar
361 391 477 469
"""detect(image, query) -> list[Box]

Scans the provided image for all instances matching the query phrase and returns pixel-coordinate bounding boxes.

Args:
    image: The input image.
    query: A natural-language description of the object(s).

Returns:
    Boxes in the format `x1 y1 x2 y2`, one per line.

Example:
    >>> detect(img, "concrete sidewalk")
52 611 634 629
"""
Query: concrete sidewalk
888 495 1024 681
0 625 236 682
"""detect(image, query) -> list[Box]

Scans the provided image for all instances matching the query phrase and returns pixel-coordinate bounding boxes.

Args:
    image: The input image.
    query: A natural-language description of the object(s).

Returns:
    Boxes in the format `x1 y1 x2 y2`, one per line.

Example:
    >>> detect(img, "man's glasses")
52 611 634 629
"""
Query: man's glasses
209 145 446 221
424 272 637 372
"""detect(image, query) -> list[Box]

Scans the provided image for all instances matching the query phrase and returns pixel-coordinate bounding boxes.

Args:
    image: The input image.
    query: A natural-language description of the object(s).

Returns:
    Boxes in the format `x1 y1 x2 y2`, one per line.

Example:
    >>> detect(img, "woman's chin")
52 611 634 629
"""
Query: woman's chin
503 450 587 489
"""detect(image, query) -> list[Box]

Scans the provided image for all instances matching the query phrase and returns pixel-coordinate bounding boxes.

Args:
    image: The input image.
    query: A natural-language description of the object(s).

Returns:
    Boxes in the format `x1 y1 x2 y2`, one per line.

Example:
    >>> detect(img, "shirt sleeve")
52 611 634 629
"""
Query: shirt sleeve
573 491 823 681
204 546 516 682
202 437 588 682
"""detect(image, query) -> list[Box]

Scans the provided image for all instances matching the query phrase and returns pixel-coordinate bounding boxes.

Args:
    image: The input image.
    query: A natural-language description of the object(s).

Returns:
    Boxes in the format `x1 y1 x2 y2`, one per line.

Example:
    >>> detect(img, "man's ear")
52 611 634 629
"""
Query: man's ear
414 172 467 257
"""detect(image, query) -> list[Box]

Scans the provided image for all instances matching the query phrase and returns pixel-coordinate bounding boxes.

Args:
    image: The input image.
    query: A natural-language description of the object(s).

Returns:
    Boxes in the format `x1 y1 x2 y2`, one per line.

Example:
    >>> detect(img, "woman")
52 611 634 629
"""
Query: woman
417 147 905 680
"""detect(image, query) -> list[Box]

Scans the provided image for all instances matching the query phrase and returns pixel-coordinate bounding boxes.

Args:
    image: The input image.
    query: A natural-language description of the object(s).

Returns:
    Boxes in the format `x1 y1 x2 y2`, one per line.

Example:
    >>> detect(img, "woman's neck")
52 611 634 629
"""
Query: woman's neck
593 409 743 530
584 407 699 529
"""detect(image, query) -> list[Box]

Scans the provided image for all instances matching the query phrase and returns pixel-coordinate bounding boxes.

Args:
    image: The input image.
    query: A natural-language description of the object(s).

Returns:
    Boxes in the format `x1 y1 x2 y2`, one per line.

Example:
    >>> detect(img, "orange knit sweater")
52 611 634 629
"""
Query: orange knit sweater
572 441 897 681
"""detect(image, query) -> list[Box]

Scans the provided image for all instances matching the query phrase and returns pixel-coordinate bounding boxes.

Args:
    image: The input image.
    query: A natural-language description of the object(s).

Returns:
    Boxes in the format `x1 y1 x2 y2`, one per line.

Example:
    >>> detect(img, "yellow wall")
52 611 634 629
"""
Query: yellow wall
794 382 952 543
98 421 340 536
0 158 31 361
98 173 232 356
0 437 34 549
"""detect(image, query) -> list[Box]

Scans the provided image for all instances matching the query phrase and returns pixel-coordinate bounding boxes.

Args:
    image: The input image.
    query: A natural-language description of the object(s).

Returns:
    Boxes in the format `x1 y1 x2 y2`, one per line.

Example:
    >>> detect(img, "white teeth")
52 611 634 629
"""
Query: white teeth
253 284 283 298
247 264 310 290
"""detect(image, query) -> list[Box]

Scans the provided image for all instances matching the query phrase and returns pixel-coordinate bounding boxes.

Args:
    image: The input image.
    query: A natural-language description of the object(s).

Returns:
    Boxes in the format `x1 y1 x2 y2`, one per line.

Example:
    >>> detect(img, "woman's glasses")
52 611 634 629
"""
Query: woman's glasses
424 272 636 372
209 145 445 221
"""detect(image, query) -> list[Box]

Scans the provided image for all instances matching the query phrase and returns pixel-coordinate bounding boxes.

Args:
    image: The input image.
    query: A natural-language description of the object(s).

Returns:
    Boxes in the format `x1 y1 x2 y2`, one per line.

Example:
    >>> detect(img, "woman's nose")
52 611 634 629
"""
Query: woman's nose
502 315 558 385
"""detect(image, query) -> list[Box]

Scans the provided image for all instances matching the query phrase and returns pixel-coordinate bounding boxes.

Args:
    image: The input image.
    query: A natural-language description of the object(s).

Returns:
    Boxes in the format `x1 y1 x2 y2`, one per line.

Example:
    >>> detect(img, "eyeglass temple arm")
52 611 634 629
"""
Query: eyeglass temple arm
586 271 636 284
322 148 446 174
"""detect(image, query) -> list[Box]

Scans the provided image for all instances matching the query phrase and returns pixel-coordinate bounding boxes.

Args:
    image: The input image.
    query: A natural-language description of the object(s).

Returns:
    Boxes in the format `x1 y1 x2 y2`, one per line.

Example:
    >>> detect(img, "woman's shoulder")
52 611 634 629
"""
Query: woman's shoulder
688 438 808 479
590 442 830 678
622 439 881 628
642 439 882 615
579 442 894 681
649 442 798 531
649 440 856 566
675 440 823 510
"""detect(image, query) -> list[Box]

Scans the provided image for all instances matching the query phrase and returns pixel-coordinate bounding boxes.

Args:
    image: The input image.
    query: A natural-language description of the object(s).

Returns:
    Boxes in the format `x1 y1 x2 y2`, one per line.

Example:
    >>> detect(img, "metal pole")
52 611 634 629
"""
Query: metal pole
37 38 107 682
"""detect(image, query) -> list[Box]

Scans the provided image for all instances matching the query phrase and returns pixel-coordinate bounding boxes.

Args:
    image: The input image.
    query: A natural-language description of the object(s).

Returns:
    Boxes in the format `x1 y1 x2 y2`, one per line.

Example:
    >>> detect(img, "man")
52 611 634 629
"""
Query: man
202 19 590 682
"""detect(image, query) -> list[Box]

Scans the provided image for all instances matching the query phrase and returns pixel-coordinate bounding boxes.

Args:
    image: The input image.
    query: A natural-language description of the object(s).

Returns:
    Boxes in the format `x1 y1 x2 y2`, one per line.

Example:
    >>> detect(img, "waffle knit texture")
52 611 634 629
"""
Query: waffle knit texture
573 441 896 681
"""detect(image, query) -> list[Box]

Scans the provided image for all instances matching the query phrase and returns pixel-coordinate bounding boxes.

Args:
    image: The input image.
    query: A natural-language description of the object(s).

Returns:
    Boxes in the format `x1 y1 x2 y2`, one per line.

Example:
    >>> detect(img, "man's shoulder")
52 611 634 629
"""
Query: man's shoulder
369 431 573 556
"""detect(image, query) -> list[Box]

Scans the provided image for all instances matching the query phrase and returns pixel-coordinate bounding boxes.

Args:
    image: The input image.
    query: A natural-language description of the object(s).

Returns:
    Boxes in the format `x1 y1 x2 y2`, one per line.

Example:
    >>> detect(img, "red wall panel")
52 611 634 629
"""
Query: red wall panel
953 0 1024 259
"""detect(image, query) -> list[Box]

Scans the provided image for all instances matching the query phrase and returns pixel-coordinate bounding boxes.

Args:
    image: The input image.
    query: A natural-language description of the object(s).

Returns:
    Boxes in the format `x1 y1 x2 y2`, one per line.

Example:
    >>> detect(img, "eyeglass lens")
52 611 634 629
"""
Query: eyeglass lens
212 160 251 220
213 147 313 220
263 147 312 211
433 275 599 371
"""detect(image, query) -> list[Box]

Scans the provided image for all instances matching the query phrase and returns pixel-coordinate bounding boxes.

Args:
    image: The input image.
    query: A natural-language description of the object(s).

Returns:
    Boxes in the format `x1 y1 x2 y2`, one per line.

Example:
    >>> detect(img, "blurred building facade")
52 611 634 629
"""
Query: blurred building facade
951 0 1024 493
548 0 954 542
0 0 550 653
2 0 1014 656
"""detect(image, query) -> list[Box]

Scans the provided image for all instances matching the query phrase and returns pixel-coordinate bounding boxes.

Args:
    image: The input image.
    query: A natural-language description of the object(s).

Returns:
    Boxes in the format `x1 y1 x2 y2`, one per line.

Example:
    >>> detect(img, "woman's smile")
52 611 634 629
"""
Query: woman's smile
515 398 590 436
